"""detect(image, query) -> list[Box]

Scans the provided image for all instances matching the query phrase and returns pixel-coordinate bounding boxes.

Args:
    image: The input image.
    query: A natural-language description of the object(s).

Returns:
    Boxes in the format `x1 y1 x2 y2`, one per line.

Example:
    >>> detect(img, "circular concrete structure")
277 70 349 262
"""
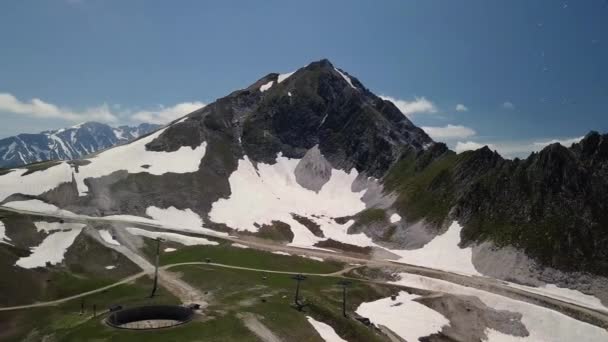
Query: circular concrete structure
106 305 195 330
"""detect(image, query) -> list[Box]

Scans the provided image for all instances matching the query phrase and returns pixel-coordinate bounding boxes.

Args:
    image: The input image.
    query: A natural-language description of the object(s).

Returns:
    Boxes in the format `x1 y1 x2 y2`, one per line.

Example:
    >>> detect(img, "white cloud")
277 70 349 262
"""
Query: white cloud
0 92 204 125
533 136 583 148
130 102 205 124
455 104 468 112
502 101 515 109
454 141 495 153
422 124 476 140
380 95 437 118
0 93 118 123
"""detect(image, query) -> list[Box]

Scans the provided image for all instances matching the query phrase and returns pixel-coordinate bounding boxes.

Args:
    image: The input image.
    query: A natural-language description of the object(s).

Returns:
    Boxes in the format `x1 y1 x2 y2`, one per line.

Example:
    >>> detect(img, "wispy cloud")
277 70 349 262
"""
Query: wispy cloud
0 93 118 123
422 124 476 140
380 95 437 118
502 101 515 109
0 92 204 125
455 104 468 112
131 102 205 124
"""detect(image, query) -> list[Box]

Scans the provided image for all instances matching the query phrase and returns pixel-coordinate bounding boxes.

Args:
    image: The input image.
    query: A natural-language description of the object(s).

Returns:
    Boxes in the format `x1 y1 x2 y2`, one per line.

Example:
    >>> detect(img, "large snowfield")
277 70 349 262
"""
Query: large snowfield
209 154 369 249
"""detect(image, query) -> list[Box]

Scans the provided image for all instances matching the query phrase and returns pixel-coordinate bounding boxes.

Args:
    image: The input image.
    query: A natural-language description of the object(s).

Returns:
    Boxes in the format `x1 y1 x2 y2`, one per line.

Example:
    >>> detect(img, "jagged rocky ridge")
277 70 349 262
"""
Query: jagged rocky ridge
0 122 159 168
384 132 608 275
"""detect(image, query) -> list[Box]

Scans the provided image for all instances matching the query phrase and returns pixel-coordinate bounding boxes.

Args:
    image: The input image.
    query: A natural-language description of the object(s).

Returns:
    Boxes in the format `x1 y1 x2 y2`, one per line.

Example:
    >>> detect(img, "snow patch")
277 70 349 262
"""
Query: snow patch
389 213 401 223
73 127 206 196
306 316 347 342
355 291 449 341
260 80 274 92
0 163 73 202
334 68 356 90
105 265 116 270
15 223 85 268
0 220 12 245
391 273 608 342
231 243 249 249
389 221 481 276
304 255 324 262
164 247 177 252
4 200 77 217
277 71 295 83
272 251 291 256
99 229 120 246
507 282 608 313
126 227 218 246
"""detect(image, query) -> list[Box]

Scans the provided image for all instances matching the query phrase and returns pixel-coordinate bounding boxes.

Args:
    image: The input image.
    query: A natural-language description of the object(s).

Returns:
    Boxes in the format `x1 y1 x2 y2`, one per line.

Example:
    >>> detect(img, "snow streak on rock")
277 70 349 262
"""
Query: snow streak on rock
306 316 347 342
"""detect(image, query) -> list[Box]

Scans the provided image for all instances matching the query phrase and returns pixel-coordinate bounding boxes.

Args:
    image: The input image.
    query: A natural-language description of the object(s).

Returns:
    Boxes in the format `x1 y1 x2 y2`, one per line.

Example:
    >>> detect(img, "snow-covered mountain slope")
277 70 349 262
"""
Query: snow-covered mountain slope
0 122 159 168
1 59 608 312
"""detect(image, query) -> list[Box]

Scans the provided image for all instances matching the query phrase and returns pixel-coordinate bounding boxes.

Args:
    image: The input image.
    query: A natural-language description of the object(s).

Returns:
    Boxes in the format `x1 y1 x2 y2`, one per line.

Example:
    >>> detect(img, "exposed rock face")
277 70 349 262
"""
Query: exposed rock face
0 122 159 168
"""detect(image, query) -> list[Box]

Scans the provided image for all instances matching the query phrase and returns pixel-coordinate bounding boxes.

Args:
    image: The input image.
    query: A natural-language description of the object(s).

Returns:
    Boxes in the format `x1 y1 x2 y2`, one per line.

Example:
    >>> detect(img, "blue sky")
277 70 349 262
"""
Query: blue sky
1 0 607 157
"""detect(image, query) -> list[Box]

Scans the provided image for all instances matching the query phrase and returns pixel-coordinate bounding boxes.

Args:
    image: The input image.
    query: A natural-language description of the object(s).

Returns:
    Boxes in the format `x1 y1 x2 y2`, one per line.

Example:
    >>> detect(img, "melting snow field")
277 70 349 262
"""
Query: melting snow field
389 221 481 276
391 273 608 342
126 227 218 246
306 316 347 342
209 154 368 248
355 291 449 341
15 222 85 268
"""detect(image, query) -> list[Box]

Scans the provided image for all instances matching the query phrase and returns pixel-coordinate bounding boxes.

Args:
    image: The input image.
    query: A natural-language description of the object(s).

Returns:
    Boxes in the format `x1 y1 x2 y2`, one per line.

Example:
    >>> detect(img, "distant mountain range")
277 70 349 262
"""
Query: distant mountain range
0 122 159 168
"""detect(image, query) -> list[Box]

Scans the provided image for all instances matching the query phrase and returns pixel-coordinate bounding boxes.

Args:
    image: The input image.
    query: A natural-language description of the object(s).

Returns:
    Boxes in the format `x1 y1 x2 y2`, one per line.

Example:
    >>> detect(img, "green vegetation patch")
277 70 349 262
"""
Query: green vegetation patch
383 150 462 226
141 237 343 274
